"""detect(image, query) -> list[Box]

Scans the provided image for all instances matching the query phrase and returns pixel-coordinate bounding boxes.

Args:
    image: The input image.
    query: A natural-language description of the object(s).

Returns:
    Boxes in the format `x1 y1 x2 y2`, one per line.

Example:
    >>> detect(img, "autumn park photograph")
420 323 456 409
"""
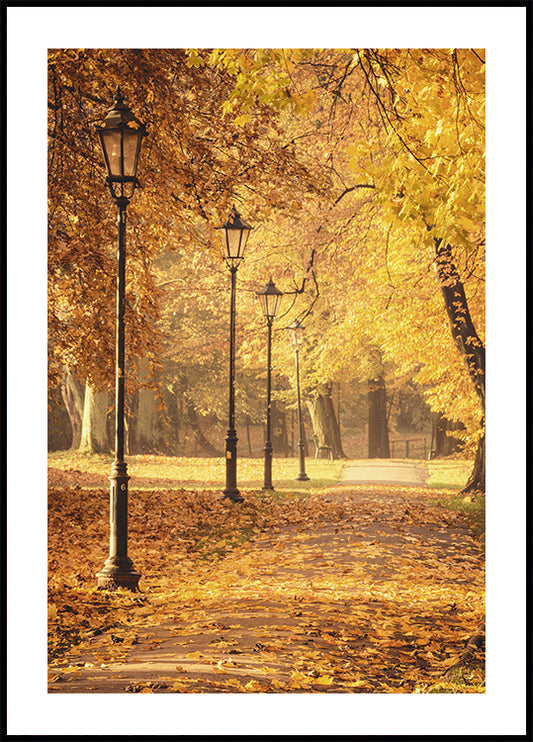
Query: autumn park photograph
5 4 527 739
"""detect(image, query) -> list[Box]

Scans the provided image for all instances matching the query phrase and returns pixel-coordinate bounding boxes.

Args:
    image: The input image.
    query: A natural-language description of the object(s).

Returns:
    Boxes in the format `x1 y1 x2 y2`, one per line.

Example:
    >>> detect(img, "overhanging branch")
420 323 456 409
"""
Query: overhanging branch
334 184 375 205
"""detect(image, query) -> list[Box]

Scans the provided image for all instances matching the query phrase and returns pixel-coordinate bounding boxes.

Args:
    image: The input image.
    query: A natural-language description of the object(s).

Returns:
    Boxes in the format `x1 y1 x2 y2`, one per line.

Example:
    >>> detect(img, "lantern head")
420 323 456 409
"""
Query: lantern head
97 86 145 201
217 206 252 268
257 277 283 323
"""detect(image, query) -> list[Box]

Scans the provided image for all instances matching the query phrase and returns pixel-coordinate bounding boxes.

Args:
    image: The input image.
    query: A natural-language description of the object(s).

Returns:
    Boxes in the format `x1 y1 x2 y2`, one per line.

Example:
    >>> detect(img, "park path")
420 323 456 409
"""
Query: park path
48 478 484 694
339 459 429 489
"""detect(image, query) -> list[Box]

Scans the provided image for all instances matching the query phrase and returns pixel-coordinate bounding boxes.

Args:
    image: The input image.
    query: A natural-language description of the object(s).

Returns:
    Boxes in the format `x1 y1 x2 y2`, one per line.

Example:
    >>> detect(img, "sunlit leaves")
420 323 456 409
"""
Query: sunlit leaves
48 48 327 394
49 48 485 461
48 455 484 694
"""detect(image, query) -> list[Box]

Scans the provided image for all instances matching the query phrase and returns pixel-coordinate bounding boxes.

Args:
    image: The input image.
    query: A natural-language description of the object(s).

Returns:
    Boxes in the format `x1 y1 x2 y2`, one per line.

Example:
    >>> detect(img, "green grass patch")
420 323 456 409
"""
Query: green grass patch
426 458 472 490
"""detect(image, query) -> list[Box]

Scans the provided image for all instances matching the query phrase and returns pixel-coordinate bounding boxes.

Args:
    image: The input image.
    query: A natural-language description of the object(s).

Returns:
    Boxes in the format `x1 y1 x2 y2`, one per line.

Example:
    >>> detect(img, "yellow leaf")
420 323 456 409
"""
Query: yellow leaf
291 670 307 682
234 114 251 127
347 679 372 689
257 665 276 675
315 674 334 685
243 679 269 692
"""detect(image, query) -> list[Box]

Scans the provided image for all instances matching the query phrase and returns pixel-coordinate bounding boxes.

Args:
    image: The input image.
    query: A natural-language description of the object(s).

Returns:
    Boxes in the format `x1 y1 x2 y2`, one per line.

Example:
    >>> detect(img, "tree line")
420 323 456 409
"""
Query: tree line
48 48 485 491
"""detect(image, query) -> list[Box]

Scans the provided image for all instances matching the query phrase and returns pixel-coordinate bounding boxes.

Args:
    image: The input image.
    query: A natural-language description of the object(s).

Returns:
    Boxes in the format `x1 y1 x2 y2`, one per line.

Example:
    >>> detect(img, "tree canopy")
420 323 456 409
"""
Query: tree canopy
48 47 486 478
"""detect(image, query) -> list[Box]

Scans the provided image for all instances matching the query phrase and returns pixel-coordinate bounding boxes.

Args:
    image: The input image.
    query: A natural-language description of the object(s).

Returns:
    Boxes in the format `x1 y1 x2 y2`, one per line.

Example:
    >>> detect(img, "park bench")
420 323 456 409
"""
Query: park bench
313 435 334 461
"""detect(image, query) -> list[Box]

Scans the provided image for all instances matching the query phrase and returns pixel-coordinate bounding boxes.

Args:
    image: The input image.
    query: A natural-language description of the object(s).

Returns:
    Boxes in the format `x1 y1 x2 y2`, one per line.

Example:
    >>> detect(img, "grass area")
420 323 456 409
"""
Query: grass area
48 451 474 494
424 458 484 543
48 450 344 493
426 458 472 490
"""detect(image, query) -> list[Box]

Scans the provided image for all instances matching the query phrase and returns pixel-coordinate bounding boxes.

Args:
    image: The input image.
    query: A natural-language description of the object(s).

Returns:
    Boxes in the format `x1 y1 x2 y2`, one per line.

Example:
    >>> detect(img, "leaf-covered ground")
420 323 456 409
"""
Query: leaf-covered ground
48 470 484 694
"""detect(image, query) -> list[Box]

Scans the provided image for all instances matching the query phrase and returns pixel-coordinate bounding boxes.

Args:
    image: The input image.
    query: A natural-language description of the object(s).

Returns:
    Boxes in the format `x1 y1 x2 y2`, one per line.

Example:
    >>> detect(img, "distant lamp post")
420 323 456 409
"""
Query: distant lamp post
288 319 309 481
217 207 252 502
257 278 283 490
95 86 145 590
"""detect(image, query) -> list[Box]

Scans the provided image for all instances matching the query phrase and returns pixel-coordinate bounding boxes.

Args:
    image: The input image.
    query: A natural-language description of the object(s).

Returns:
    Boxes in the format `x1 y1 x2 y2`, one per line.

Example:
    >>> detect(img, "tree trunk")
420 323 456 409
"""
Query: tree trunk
307 384 345 459
79 383 110 453
368 375 390 458
271 399 289 456
434 239 485 492
186 402 223 457
462 430 485 494
136 386 164 453
133 358 164 453
431 412 465 458
48 384 71 451
60 371 85 449
124 392 138 456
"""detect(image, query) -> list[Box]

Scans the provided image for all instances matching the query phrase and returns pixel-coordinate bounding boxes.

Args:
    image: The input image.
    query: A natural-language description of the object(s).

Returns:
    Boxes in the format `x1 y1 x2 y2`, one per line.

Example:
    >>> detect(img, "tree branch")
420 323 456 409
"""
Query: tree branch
359 50 432 174
334 184 375 205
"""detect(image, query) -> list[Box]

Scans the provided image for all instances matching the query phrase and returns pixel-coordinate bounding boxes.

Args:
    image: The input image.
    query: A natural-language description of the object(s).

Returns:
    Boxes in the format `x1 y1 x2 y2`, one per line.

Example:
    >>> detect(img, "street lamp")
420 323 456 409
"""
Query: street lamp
216 207 252 502
288 319 309 481
95 86 145 590
257 278 283 490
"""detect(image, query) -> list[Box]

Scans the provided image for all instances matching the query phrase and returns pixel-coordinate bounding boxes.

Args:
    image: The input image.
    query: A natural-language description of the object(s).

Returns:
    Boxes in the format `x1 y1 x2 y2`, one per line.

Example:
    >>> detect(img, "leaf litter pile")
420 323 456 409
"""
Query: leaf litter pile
48 477 485 694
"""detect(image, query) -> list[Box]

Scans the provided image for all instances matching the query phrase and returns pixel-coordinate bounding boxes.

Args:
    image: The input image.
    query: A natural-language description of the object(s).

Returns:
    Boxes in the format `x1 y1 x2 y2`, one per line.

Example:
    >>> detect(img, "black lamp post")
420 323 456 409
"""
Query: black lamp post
288 319 309 481
257 278 283 490
217 207 252 502
95 86 145 590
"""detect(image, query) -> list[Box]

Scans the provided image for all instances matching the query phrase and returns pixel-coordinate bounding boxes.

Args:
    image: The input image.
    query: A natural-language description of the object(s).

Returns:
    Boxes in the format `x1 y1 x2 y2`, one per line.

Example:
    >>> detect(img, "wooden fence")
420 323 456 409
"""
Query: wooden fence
390 438 429 459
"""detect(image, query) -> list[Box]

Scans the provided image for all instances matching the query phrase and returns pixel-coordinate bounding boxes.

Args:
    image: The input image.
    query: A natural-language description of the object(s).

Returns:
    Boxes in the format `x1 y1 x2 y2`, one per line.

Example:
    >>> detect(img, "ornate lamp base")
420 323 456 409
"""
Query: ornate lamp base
222 489 244 503
96 557 141 591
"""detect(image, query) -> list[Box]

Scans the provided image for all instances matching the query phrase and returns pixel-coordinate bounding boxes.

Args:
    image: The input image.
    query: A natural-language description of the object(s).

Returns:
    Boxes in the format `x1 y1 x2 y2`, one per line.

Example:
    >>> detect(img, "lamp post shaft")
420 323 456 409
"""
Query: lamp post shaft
263 319 274 490
97 198 140 589
295 347 309 481
224 266 243 501
228 266 237 432
115 200 127 463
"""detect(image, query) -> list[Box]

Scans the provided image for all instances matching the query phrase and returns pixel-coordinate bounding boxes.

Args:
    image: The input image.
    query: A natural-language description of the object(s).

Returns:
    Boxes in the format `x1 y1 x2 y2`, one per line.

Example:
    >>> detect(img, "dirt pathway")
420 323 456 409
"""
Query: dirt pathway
48 485 484 694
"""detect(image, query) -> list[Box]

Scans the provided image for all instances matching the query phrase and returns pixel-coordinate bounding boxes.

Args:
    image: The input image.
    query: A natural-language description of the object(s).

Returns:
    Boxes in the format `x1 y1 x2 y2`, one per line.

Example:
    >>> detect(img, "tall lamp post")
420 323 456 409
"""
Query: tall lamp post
95 86 145 590
217 207 252 502
288 319 309 481
257 278 283 490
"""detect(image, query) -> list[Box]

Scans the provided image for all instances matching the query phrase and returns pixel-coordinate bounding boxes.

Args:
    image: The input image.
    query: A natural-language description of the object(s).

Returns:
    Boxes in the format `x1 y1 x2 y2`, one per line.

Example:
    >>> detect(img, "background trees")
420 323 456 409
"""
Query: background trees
48 47 486 489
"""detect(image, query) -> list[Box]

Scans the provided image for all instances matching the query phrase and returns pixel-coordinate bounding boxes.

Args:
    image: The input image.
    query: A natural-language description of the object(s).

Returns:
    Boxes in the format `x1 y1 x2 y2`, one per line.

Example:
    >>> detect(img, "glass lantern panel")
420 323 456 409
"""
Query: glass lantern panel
100 129 123 177
225 228 250 260
225 229 242 259
258 293 268 316
269 292 282 318
122 128 142 177
238 227 251 254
